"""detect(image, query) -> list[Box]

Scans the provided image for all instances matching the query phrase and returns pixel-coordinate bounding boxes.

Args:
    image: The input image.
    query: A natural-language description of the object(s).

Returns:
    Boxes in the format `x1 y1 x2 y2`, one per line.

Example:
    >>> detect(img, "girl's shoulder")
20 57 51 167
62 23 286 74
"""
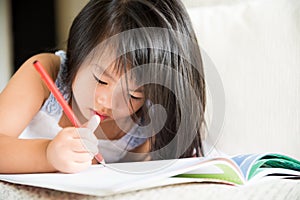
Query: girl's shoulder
0 51 63 137
17 51 69 139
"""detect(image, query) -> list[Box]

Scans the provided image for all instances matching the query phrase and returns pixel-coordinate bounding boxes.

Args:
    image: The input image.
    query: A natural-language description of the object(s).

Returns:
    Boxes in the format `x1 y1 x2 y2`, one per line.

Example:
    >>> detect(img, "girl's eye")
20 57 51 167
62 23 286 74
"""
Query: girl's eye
93 74 107 85
130 95 142 100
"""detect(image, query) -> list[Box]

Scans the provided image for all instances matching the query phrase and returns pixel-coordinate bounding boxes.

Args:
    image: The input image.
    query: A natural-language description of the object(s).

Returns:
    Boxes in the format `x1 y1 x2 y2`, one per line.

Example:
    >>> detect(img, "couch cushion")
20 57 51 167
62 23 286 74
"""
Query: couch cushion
183 0 300 159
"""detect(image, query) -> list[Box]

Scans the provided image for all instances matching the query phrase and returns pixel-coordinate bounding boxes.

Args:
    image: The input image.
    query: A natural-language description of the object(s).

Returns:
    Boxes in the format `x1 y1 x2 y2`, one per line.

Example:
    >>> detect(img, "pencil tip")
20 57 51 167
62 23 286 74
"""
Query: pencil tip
33 60 38 64
100 160 106 166
95 154 106 165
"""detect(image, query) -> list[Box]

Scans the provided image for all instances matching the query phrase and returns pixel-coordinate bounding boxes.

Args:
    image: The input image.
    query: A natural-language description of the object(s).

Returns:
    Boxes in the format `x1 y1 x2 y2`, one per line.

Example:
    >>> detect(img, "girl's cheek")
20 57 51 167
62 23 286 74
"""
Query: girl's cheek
72 71 97 118
111 93 137 118
113 99 142 119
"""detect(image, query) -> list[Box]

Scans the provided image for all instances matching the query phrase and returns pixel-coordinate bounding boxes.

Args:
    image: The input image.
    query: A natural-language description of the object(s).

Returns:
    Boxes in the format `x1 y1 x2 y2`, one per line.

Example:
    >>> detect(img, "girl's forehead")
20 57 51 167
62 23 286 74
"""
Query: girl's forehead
92 61 127 78
89 59 139 86
83 48 141 85
86 50 121 71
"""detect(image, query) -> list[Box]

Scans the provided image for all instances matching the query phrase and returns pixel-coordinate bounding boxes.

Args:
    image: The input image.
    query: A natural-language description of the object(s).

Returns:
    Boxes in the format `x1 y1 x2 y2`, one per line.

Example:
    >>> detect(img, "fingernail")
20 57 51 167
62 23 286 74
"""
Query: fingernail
95 153 106 165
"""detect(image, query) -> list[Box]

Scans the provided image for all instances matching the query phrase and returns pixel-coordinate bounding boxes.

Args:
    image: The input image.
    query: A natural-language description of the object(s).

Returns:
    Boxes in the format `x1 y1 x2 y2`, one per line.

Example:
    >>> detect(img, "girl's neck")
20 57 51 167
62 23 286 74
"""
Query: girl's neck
99 117 135 140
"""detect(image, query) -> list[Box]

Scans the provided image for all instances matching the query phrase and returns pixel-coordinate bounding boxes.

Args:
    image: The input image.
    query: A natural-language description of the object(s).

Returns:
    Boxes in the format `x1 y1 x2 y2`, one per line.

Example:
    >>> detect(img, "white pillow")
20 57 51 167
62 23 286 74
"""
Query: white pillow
184 0 300 159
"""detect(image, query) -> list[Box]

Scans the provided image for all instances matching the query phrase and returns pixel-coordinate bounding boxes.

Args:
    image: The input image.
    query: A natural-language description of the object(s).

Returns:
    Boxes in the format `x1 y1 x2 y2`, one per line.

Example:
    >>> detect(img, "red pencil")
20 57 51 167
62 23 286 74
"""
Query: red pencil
33 60 105 165
33 60 81 127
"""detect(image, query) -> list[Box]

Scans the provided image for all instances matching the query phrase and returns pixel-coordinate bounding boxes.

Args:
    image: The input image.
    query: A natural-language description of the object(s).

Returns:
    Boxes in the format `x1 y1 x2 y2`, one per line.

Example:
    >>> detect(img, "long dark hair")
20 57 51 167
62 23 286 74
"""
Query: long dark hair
66 0 206 160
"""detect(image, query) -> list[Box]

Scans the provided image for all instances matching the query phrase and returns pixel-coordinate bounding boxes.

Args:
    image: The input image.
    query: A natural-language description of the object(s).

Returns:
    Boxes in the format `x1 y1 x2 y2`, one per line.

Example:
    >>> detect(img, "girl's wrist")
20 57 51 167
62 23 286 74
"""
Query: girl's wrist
44 140 57 172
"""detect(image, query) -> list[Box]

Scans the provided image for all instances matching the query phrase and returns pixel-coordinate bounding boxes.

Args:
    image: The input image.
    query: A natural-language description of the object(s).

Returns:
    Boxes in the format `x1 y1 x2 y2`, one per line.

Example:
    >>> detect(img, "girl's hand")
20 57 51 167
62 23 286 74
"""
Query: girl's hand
46 115 100 173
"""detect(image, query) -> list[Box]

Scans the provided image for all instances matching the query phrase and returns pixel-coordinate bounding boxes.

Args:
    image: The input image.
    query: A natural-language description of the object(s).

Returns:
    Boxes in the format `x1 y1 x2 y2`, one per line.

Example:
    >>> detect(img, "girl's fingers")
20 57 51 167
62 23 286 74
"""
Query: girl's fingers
85 115 100 132
79 138 98 155
71 138 98 155
76 128 98 144
71 139 87 152
70 152 94 163
64 161 92 173
76 128 99 155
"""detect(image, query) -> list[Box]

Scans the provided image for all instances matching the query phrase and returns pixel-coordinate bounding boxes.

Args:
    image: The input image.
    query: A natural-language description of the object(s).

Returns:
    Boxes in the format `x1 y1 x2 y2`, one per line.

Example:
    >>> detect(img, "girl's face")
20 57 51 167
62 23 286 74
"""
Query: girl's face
71 56 145 124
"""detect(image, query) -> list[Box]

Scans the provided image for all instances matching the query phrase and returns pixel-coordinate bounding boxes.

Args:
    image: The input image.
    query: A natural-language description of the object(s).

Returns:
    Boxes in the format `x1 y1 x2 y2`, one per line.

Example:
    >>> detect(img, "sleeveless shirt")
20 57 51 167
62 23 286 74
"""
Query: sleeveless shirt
19 50 149 163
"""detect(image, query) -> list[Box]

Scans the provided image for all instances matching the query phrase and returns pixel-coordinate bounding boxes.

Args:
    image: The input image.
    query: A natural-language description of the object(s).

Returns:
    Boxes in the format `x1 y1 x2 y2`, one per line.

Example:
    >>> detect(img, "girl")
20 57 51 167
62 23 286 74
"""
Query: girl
0 0 206 174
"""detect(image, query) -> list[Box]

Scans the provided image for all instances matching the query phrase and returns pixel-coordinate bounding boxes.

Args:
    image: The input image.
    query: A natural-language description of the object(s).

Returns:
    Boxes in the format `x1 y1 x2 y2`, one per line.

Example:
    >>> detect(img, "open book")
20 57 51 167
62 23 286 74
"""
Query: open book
0 153 299 196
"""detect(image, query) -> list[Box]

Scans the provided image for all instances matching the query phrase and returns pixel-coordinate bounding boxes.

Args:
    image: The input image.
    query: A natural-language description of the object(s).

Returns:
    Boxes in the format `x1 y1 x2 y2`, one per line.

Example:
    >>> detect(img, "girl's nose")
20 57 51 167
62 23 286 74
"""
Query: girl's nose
96 88 112 109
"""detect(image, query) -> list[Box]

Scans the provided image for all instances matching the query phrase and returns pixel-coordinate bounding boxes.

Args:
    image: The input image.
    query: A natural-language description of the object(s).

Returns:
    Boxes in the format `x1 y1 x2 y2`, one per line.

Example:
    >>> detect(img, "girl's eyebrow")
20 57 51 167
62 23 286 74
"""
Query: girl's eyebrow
129 87 144 93
93 64 144 93
93 64 117 82
102 70 117 82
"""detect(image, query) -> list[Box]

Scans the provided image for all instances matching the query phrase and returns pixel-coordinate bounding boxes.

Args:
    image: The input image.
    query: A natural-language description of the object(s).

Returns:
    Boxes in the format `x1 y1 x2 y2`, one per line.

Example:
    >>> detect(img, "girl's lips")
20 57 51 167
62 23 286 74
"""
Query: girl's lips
98 114 108 121
89 109 109 121
94 111 108 121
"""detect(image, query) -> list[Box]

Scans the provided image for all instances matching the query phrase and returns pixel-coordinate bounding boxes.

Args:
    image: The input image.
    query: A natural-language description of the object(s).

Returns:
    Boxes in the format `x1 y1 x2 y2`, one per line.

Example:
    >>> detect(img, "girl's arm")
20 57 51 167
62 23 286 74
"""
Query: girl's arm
0 53 60 173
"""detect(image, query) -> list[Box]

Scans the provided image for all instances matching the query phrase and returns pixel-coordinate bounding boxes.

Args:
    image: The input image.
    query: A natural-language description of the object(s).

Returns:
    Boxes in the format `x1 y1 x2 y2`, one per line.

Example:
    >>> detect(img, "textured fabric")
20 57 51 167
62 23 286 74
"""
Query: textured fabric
40 50 70 121
1 178 299 199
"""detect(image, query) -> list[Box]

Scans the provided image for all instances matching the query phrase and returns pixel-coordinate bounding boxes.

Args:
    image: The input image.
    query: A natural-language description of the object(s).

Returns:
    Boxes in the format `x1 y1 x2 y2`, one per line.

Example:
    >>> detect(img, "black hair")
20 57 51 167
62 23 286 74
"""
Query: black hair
66 0 206 160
